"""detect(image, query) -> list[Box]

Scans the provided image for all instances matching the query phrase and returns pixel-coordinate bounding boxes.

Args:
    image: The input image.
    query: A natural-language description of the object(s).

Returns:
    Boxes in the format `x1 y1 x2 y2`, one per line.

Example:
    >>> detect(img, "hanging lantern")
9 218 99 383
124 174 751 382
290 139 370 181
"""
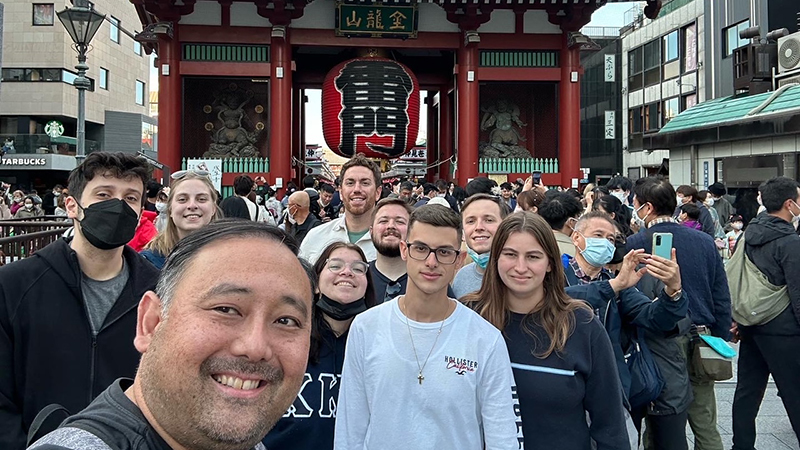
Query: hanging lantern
322 57 420 160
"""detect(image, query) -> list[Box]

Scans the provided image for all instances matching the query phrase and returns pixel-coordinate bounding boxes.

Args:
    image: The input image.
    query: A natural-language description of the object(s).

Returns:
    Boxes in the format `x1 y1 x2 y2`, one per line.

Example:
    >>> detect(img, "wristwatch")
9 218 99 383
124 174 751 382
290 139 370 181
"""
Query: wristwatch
665 288 683 302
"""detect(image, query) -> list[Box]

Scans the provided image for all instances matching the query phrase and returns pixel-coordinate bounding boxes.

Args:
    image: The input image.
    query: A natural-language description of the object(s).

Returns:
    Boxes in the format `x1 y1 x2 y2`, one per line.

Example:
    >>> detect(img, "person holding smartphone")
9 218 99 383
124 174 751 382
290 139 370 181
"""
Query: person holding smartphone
562 211 687 440
627 177 731 450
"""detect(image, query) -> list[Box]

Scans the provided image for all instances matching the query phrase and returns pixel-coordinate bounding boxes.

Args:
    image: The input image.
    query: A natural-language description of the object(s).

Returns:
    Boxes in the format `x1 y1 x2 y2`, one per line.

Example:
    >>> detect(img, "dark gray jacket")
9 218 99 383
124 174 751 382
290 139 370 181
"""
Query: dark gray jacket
741 213 800 334
636 273 693 416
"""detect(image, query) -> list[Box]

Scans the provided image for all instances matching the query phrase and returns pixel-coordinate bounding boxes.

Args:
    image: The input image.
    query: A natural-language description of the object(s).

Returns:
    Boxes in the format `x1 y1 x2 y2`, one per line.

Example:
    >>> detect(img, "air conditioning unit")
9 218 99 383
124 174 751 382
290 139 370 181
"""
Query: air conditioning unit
777 73 800 87
777 31 800 73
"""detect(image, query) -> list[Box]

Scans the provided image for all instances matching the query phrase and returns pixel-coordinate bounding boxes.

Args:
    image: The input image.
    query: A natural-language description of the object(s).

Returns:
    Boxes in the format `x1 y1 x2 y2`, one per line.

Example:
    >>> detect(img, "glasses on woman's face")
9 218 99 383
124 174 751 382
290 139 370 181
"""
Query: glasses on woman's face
405 242 460 265
325 258 369 276
171 169 210 180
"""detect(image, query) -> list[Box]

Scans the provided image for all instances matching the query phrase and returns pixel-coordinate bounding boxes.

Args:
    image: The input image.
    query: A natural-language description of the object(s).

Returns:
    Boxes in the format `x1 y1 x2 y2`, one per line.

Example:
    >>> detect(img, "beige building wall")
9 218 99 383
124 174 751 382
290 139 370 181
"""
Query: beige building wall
0 0 150 125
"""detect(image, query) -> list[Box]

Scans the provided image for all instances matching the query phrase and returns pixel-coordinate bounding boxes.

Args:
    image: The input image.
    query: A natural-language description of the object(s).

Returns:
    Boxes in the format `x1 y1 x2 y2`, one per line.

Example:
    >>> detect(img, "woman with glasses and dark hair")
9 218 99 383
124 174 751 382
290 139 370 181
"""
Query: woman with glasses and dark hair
463 212 629 449
263 241 375 450
140 170 221 269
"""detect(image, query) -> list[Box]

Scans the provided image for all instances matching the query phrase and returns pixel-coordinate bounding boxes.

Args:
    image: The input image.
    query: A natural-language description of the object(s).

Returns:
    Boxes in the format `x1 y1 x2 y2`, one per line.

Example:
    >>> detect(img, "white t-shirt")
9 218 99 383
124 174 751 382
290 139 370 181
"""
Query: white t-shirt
334 298 524 450
299 216 376 264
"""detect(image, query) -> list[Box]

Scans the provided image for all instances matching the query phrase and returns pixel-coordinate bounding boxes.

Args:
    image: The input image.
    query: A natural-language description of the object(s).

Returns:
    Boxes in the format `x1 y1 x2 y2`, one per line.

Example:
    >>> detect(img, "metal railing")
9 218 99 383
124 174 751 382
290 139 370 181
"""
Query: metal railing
0 134 99 154
0 219 71 265
479 157 559 174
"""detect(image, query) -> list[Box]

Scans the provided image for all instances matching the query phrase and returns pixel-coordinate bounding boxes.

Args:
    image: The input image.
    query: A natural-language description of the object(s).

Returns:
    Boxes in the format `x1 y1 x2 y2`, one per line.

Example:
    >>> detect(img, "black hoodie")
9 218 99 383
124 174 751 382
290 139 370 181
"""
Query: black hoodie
0 238 159 450
742 213 800 333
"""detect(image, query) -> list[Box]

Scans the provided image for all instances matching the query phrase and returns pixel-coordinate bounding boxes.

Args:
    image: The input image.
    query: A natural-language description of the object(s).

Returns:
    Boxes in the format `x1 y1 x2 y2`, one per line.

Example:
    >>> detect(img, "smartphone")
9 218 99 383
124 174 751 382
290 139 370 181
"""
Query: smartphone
652 232 673 260
532 171 542 185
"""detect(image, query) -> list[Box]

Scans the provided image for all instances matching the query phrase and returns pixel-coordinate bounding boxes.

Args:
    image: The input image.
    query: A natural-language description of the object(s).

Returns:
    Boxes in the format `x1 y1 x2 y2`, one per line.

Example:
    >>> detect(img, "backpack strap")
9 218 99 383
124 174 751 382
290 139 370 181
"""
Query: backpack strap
27 404 71 447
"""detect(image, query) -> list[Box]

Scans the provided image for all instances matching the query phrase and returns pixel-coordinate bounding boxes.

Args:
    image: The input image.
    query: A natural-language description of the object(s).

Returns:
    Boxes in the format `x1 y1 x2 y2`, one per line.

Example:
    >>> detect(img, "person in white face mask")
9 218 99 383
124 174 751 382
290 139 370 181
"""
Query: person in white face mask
725 215 745 257
606 176 634 209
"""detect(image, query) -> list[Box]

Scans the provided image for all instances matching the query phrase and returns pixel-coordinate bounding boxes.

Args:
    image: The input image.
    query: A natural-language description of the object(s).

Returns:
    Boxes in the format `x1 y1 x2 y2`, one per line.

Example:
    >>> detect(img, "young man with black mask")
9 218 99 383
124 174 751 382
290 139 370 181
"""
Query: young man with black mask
0 152 159 450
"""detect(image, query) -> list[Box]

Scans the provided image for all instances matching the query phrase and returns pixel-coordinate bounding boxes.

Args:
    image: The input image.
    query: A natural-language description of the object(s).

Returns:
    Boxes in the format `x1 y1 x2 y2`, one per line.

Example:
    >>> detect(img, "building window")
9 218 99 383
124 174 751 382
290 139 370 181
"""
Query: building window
644 103 660 132
32 4 54 25
628 46 643 91
724 20 751 57
110 16 120 43
643 40 661 87
682 23 698 72
99 68 108 90
663 30 680 80
134 41 142 56
629 106 643 134
662 97 680 126
663 31 679 63
682 93 697 110
1 68 94 91
136 80 146 106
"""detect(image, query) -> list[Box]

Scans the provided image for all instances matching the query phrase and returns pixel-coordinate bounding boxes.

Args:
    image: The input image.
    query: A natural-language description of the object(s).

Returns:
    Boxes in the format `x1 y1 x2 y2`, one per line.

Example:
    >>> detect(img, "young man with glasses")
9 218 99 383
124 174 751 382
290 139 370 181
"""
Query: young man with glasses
369 199 457 304
335 205 523 450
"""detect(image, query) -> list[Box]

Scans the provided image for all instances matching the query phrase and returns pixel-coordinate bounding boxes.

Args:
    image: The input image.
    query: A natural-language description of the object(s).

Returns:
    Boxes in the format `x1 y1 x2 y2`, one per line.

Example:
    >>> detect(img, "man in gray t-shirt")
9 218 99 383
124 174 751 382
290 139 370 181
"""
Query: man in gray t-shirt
452 262 485 299
82 260 129 335
451 194 508 299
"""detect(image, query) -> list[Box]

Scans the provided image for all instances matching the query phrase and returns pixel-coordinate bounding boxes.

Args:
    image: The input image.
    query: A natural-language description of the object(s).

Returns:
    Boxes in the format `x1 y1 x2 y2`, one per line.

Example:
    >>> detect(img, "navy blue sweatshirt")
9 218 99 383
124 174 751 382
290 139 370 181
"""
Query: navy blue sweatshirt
505 309 629 450
262 327 346 450
626 222 732 339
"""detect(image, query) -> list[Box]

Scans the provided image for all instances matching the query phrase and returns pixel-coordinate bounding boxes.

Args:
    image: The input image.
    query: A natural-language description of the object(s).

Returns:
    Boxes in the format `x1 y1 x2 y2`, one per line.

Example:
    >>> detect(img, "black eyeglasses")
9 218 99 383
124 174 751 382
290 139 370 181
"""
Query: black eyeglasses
384 281 402 303
405 242 460 265
171 169 210 180
325 258 369 276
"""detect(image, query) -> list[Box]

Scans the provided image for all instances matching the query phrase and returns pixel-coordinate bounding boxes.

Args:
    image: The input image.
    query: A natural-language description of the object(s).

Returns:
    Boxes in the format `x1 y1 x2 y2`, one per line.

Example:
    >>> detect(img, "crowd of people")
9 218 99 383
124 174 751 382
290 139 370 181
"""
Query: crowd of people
0 151 798 450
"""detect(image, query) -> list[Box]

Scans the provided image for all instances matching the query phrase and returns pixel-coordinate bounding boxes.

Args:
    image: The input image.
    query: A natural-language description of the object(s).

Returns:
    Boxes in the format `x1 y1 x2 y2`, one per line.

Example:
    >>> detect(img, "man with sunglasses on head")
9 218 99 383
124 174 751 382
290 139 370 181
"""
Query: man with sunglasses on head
0 152 160 450
335 205 523 450
369 199 457 305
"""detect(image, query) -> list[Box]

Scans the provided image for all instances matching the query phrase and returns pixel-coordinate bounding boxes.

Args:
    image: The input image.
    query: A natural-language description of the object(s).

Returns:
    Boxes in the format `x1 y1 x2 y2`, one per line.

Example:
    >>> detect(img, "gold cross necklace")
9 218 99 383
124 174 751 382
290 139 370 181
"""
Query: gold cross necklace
401 296 448 385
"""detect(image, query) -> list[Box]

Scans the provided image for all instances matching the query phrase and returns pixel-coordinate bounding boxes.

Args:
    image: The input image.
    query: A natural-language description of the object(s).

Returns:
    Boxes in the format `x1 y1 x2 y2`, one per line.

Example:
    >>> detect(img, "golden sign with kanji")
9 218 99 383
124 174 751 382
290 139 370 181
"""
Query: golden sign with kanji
336 2 418 38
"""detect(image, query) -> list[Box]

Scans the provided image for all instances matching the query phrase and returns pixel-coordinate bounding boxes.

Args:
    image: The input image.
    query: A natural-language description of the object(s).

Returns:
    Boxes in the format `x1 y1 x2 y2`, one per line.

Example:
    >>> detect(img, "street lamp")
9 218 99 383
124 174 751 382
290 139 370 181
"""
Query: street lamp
57 0 105 161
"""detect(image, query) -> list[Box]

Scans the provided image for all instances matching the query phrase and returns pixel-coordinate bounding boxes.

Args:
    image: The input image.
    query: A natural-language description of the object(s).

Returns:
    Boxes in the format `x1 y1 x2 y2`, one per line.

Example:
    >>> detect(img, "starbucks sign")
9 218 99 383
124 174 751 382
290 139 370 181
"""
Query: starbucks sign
45 121 64 138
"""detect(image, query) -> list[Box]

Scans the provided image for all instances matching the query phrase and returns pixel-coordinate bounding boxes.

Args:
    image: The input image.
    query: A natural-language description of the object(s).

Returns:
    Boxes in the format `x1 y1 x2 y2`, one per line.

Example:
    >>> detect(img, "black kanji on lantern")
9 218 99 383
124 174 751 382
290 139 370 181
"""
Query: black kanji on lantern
335 60 414 157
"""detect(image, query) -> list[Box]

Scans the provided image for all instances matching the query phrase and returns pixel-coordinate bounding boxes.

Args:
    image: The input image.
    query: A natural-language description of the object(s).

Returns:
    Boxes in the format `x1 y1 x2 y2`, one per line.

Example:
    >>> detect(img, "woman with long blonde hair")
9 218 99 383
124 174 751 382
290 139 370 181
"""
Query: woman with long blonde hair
140 170 221 269
463 212 628 449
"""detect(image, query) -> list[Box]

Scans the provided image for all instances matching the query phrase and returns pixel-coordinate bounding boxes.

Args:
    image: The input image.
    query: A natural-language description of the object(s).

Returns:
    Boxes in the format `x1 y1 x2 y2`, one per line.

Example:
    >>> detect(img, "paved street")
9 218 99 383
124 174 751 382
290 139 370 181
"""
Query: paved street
684 349 798 450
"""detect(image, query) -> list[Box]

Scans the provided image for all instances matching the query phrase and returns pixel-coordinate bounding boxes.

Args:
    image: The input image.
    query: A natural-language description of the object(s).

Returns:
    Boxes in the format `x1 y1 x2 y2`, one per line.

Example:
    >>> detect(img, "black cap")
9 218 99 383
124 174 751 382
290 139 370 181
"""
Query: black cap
708 182 726 197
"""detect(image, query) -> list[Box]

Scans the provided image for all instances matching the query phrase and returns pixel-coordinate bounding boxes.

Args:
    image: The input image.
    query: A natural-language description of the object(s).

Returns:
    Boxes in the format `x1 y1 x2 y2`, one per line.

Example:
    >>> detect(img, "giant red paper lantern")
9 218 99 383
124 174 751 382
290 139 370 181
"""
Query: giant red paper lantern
322 57 420 160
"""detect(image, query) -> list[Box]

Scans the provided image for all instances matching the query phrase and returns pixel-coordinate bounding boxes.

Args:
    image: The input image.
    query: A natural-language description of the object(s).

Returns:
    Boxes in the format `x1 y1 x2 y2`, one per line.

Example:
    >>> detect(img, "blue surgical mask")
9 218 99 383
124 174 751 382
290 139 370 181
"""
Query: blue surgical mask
578 234 616 267
467 247 490 269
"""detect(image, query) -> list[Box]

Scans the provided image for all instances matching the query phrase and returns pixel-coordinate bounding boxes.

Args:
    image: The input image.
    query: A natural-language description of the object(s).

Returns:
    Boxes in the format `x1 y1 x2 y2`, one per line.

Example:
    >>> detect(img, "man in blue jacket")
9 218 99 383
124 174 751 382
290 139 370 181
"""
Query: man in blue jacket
627 176 731 450
563 211 687 407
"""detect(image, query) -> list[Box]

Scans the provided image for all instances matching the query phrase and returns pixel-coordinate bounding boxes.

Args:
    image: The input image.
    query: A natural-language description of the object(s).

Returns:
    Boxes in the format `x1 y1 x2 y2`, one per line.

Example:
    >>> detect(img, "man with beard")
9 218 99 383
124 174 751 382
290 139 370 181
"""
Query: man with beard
300 154 382 264
29 220 316 450
369 199 457 305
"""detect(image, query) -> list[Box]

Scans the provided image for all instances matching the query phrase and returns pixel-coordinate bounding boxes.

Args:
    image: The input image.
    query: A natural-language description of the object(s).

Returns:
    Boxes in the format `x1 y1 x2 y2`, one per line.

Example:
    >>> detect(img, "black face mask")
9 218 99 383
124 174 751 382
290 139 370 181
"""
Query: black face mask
316 294 367 321
77 199 139 250
610 240 627 265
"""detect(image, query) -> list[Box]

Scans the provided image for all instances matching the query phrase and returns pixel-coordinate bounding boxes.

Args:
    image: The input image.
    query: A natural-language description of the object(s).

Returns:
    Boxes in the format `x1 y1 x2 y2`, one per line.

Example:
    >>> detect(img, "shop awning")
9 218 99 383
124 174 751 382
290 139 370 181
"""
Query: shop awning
50 136 78 146
645 85 800 149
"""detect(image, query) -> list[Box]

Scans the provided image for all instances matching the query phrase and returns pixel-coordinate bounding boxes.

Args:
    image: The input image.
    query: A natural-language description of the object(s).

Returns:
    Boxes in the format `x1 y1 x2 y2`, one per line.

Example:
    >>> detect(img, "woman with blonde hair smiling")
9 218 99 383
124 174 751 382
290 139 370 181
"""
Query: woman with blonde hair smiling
463 212 628 449
140 170 221 269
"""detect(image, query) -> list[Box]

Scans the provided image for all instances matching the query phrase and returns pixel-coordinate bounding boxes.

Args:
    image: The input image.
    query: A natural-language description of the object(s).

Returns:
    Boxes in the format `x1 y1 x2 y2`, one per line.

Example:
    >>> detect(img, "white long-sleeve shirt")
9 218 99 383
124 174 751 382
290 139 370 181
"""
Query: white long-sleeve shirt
334 298 524 450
